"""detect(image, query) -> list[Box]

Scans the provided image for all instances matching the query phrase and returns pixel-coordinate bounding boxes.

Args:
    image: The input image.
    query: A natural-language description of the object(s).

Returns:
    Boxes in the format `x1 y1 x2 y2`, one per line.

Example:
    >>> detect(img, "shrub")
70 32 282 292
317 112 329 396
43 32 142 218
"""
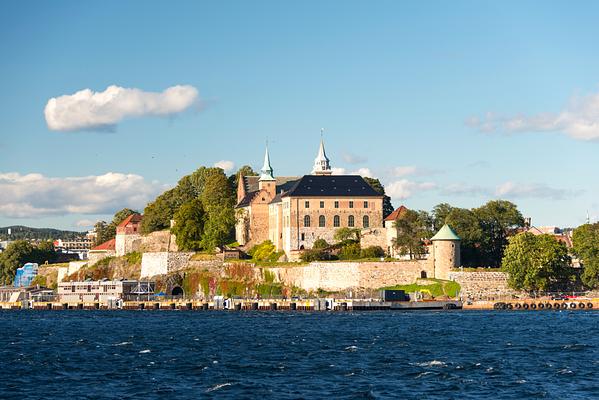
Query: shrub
313 239 330 249
339 243 361 260
125 252 142 265
300 249 335 262
248 240 281 262
360 246 385 259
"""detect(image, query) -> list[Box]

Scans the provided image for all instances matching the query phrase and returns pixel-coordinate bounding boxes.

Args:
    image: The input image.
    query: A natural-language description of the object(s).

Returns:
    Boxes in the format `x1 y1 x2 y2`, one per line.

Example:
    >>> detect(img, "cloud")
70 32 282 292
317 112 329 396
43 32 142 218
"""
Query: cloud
391 166 418 177
467 91 599 140
351 168 374 178
441 183 491 197
342 153 368 164
44 85 199 131
213 160 235 173
495 181 574 200
386 179 436 200
0 172 166 218
331 167 347 175
75 219 96 228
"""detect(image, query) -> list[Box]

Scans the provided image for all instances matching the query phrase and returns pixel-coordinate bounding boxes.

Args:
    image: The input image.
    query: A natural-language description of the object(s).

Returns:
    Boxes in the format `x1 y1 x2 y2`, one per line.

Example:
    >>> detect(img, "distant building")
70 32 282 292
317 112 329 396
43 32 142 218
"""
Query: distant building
13 263 38 287
88 238 116 265
58 279 155 303
115 213 143 256
54 237 93 260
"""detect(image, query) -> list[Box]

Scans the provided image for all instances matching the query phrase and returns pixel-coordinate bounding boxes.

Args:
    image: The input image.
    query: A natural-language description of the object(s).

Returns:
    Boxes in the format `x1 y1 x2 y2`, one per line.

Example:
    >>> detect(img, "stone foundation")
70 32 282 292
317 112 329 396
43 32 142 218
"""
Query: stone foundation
140 252 194 278
448 270 518 300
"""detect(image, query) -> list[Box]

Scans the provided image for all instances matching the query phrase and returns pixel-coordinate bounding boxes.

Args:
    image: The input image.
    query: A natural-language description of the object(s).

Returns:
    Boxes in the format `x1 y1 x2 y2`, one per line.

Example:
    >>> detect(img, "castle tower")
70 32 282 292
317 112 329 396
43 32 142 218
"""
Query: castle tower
258 145 276 198
312 135 332 175
430 224 461 280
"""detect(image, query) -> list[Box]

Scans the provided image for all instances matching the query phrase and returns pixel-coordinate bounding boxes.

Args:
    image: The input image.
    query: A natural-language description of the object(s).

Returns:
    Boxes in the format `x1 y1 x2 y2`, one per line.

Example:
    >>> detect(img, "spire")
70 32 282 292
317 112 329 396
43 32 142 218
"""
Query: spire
259 144 275 181
312 129 332 175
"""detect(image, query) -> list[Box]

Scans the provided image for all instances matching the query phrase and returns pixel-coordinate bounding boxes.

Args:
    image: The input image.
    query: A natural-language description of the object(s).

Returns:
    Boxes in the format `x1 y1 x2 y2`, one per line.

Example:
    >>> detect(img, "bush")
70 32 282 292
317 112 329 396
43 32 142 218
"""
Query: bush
125 252 142 265
360 246 385 259
313 239 330 249
300 249 335 262
339 243 361 260
248 241 281 262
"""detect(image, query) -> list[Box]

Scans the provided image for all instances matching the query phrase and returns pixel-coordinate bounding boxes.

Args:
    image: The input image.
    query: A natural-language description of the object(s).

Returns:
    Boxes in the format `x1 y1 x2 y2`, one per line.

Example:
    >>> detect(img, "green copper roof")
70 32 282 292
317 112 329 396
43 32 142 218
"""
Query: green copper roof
431 224 460 241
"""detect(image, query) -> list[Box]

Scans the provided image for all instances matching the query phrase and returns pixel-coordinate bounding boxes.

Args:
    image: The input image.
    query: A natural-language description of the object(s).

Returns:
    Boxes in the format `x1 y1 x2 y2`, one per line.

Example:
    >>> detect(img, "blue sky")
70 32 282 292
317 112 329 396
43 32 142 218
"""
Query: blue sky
1 1 598 230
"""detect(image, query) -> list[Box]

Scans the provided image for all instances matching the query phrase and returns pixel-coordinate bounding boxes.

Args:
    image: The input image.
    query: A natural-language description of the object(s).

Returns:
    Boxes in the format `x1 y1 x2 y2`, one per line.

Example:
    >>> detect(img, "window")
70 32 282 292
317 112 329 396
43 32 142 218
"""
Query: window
348 215 355 227
319 215 326 227
364 201 368 208
334 201 339 208
320 201 324 208
304 215 311 227
333 215 340 227
305 201 310 208
363 215 369 228
301 233 305 241
349 201 354 208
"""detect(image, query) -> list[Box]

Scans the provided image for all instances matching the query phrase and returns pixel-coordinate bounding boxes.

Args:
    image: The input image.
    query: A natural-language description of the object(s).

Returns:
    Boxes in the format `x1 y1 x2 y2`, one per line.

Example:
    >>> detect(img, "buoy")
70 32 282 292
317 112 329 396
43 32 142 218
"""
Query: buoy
579 303 585 309
530 303 537 310
506 303 513 310
569 303 576 309
538 303 544 309
587 303 593 309
515 303 521 309
561 303 568 309
523 303 529 310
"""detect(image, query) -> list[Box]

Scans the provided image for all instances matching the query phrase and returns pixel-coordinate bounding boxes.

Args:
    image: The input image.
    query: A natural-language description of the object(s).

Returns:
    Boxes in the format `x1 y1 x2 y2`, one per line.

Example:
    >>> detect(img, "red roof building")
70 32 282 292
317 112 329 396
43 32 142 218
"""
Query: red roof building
116 214 143 235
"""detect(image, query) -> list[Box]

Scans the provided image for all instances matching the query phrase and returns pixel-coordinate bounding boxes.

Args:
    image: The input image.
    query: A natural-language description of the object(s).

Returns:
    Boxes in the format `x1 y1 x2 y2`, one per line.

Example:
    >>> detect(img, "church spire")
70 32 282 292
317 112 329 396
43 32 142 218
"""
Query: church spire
312 129 332 175
259 144 275 181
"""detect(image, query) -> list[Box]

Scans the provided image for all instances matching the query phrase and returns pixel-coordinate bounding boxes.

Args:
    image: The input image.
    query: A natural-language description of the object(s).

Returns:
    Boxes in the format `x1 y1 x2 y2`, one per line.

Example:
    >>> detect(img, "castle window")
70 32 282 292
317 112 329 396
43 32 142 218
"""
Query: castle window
304 215 311 227
305 201 310 208
363 215 369 228
348 215 355 227
364 201 368 208
301 233 305 241
319 215 326 227
333 215 340 227
334 201 339 208
320 201 324 208
349 201 354 208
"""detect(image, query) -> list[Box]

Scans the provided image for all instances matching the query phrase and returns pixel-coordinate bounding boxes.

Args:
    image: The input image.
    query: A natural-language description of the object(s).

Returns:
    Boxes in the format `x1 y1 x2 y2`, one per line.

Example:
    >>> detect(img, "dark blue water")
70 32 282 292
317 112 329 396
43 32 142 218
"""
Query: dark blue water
1 310 598 399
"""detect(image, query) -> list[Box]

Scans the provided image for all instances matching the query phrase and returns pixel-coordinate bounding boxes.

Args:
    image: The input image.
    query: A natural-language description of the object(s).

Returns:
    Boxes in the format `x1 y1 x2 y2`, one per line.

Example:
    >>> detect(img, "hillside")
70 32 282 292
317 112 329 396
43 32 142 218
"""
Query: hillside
0 226 84 241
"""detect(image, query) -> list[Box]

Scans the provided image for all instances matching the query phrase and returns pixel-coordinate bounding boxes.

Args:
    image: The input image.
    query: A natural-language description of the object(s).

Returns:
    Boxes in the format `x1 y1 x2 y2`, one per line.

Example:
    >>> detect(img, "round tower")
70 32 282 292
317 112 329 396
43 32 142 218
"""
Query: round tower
430 224 461 280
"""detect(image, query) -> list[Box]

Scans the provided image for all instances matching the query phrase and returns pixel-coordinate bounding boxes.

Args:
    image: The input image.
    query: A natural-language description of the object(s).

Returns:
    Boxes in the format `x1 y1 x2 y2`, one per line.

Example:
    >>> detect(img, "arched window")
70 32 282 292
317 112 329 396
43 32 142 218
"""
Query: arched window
319 215 326 227
348 215 355 227
304 215 310 227
333 215 340 227
363 215 369 228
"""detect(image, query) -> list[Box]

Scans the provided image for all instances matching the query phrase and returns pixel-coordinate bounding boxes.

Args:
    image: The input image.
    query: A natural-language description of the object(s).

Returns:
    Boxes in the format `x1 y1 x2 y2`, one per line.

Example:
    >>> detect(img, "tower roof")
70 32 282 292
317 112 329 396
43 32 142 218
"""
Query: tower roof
312 133 332 175
259 145 275 181
431 224 461 241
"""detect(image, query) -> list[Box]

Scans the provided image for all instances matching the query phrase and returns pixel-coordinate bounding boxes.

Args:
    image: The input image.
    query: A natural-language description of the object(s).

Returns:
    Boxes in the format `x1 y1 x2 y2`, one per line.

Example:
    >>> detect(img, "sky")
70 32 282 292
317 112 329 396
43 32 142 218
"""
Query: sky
1 1 599 231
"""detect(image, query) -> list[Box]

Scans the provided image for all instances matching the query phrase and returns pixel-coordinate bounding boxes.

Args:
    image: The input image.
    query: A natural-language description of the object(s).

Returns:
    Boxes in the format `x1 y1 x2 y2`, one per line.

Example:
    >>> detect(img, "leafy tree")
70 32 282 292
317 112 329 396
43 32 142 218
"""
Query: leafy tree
338 242 361 260
360 246 385 258
363 177 394 219
474 200 524 267
572 223 599 288
199 171 236 251
248 240 282 262
334 228 361 243
502 232 572 292
172 199 206 251
94 208 138 246
392 209 430 259
0 240 57 284
432 203 454 231
312 238 330 249
445 208 484 266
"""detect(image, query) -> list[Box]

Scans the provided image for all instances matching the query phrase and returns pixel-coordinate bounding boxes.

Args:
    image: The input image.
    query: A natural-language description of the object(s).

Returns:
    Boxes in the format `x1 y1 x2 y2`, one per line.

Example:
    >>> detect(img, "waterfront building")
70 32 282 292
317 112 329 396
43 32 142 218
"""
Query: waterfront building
53 237 93 260
235 139 384 260
58 279 155 303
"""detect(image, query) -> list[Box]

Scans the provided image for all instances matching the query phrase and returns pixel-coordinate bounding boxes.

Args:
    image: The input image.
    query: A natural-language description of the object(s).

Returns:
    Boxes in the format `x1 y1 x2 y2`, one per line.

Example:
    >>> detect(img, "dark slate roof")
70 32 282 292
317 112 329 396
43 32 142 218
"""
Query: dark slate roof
283 175 382 197
269 192 284 204
236 191 258 208
242 176 300 193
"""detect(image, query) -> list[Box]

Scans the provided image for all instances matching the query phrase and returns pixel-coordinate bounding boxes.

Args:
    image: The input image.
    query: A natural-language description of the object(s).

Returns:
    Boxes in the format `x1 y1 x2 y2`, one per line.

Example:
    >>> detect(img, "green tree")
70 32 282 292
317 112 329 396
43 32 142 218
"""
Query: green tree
474 200 524 267
334 228 361 243
432 203 454 231
363 177 394 219
312 238 330 249
572 223 599 288
392 209 430 259
0 240 57 284
172 199 206 251
229 165 258 193
502 232 572 292
199 170 236 251
445 208 484 266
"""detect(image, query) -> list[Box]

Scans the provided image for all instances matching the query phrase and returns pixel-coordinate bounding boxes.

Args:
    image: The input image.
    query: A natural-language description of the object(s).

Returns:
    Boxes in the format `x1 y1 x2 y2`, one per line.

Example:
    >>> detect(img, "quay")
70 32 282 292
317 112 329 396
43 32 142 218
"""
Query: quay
0 299 462 311
464 299 599 311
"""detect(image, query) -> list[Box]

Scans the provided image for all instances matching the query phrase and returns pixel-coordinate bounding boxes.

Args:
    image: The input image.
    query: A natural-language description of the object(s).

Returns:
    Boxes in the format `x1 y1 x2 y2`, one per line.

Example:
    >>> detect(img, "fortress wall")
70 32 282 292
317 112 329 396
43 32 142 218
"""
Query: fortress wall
448 271 518 300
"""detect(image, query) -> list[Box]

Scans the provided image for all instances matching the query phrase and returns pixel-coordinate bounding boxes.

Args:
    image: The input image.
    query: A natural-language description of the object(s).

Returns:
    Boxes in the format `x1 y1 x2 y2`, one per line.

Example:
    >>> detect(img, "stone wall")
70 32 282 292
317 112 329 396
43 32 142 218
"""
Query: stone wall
115 233 142 256
140 252 194 278
87 250 116 266
448 271 518 300
139 230 178 252
57 261 87 283
269 260 433 291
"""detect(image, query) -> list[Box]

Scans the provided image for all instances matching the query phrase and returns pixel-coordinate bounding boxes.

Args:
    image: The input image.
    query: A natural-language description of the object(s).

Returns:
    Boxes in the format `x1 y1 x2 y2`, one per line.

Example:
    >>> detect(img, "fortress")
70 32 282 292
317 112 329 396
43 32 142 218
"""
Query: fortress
235 139 461 280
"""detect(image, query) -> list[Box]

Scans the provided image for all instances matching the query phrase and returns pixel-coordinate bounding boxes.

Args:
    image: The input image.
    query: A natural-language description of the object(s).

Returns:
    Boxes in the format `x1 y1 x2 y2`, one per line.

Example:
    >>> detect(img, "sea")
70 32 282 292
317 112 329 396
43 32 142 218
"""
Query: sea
1 310 598 399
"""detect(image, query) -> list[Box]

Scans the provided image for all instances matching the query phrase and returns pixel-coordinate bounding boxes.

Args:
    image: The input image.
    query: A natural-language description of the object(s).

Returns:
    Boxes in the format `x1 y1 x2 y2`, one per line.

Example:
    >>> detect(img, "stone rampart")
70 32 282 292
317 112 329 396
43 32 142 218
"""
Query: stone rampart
448 270 518 300
269 260 433 291
140 252 194 278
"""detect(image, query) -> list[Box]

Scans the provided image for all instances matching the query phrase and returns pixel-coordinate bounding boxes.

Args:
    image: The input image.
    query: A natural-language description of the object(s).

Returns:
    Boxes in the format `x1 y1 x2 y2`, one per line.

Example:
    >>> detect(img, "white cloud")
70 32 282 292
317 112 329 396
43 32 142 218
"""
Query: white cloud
350 168 374 178
75 219 96 228
331 167 347 175
442 183 491 197
391 166 418 177
342 153 368 164
44 85 199 131
213 160 235 173
468 91 599 140
386 179 436 200
0 172 166 218
495 181 573 200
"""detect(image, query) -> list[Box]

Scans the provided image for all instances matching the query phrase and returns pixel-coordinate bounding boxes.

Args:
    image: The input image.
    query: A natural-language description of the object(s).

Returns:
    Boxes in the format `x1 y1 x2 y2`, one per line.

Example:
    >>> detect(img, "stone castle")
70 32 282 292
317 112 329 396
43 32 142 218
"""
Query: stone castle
235 139 461 279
